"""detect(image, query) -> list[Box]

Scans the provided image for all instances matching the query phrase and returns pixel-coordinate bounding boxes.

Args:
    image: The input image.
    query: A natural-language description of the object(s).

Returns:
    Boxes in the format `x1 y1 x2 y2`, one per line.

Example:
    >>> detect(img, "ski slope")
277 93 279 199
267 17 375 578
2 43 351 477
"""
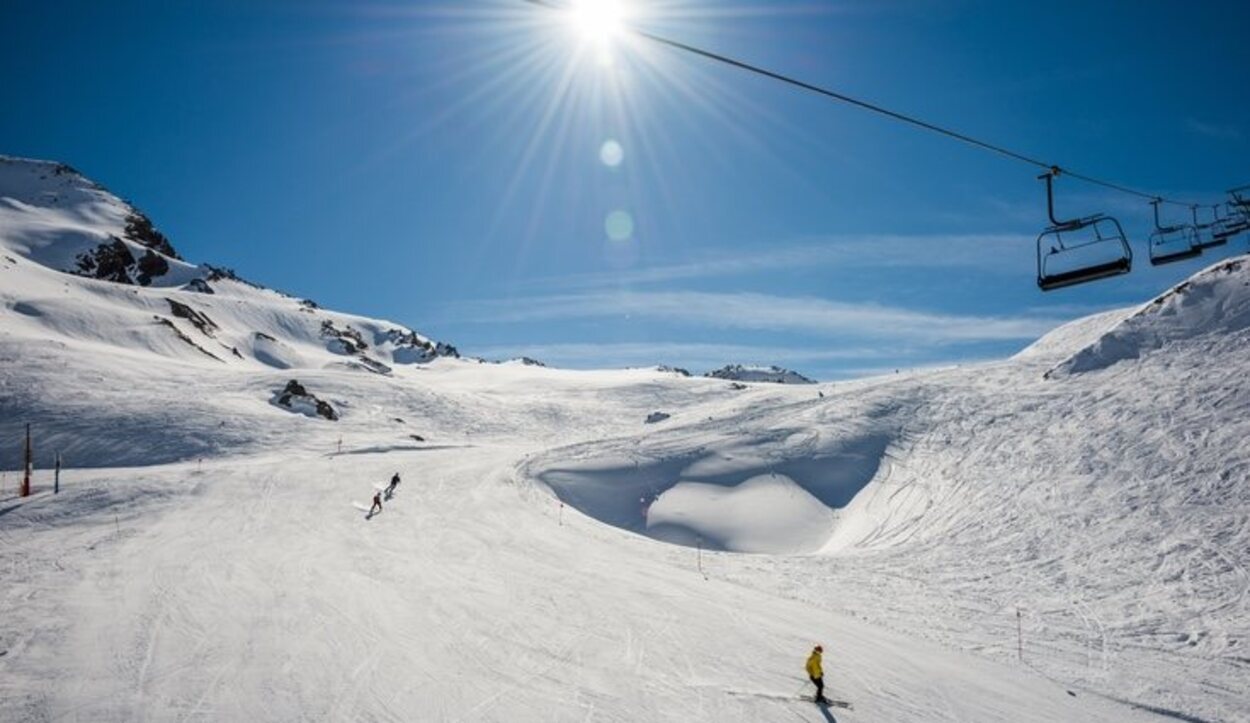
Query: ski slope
2 156 1248 722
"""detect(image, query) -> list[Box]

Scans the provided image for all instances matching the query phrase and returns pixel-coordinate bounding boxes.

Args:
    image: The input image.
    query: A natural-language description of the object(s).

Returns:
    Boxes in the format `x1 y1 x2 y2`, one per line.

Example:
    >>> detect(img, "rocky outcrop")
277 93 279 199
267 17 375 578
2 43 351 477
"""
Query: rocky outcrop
135 249 169 285
203 265 263 289
271 379 338 421
383 328 460 363
321 320 369 355
123 212 179 259
166 299 218 337
152 316 222 361
73 236 172 287
75 237 134 283
704 364 816 385
183 278 214 294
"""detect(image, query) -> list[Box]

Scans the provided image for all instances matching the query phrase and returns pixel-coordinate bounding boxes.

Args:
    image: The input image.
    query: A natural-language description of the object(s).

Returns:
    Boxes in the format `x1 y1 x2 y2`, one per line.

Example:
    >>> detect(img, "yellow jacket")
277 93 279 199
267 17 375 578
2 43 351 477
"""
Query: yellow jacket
806 649 823 678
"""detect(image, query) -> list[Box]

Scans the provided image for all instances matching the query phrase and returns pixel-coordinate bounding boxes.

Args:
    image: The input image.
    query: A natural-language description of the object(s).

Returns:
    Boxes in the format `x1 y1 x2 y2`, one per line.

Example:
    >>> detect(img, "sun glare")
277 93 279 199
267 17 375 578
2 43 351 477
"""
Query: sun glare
569 0 627 45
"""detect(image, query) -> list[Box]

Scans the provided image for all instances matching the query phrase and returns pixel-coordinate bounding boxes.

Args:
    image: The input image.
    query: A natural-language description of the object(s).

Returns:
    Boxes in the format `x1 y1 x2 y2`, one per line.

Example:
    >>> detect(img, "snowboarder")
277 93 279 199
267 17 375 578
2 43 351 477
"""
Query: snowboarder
806 645 829 705
386 472 401 499
368 491 383 518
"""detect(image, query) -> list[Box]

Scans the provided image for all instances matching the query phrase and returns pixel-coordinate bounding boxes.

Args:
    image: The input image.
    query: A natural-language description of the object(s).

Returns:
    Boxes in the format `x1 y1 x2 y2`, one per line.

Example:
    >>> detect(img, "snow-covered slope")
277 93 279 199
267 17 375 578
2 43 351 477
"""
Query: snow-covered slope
2 157 1247 723
525 255 1250 722
1049 256 1250 376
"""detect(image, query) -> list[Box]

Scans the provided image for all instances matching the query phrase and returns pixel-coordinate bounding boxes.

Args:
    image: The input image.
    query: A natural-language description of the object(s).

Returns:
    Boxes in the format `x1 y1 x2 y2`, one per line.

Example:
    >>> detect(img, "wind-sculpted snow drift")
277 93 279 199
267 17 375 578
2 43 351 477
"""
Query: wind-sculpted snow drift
1049 257 1250 377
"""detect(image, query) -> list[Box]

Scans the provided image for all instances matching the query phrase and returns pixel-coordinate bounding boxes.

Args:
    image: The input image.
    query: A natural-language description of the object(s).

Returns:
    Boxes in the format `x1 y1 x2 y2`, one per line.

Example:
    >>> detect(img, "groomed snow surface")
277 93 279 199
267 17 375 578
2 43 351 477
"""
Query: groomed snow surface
2 157 1249 722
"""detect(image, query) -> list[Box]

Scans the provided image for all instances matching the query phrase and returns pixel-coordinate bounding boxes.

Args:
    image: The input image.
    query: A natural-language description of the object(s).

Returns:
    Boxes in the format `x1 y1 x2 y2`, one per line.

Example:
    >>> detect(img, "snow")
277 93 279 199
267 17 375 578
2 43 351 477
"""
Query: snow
1050 256 1250 376
647 473 835 553
2 157 1248 722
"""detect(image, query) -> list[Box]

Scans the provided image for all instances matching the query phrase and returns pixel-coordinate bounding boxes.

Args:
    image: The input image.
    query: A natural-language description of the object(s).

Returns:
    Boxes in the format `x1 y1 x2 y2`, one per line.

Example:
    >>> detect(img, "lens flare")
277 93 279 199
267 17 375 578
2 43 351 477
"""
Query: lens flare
605 209 634 241
569 0 626 45
599 139 624 167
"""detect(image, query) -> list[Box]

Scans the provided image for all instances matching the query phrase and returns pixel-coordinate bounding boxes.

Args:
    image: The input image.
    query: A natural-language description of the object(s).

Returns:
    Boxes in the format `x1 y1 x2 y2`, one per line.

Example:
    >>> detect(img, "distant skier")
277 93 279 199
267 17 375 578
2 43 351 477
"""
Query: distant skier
806 645 829 705
369 491 383 518
386 472 401 499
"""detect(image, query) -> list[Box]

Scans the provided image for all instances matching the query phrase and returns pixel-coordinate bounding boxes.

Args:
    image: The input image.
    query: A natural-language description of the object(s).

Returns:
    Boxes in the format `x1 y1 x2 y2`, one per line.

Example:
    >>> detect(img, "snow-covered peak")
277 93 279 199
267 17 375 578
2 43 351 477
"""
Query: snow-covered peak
1048 254 1250 377
0 155 193 286
703 364 816 384
0 154 458 374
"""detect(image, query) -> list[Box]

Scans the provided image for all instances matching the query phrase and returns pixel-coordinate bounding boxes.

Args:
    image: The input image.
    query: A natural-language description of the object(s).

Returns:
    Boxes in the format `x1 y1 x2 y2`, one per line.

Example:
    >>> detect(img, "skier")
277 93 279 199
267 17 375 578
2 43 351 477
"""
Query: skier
806 644 829 705
369 490 383 518
386 472 401 499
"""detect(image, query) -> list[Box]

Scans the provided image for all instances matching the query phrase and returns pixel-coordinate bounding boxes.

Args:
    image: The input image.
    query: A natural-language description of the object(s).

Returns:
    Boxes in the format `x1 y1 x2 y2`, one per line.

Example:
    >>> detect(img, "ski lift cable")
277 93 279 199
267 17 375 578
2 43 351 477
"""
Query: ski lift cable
521 0 1221 208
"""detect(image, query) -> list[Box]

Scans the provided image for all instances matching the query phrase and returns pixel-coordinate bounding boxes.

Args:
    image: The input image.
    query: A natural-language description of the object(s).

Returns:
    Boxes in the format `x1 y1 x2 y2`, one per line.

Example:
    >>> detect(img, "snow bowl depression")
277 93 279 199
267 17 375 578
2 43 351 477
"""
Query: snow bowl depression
529 427 896 554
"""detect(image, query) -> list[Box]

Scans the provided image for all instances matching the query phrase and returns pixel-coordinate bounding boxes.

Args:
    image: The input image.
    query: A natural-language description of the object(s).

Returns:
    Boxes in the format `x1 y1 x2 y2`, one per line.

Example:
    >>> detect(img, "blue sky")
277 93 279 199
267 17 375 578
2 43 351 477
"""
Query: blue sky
3 0 1249 379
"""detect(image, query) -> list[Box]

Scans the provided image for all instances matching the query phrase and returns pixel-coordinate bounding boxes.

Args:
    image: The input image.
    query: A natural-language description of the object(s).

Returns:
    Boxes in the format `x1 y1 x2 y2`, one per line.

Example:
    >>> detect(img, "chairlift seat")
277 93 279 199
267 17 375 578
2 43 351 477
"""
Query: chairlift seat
1038 256 1131 291
1036 215 1132 291
1194 234 1228 250
1148 225 1201 266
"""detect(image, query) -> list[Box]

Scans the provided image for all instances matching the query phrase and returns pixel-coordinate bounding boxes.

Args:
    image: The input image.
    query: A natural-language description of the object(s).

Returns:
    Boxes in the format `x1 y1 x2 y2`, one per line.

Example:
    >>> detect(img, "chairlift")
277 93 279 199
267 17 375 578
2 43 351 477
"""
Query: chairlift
1035 168 1132 291
1209 204 1246 246
1191 205 1228 250
1225 186 1250 236
1147 198 1201 266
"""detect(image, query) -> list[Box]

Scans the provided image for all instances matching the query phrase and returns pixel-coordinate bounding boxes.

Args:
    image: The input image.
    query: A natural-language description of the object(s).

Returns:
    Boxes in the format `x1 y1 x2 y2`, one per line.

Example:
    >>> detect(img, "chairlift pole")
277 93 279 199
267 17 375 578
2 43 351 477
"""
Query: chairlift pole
1039 168 1067 227
21 423 32 497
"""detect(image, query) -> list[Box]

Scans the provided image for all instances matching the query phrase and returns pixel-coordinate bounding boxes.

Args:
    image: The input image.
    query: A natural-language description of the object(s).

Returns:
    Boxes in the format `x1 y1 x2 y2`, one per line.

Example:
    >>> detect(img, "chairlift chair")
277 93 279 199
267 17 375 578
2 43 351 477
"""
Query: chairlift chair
1209 204 1246 246
1225 186 1250 237
1191 205 1228 250
1035 169 1132 291
1147 198 1201 266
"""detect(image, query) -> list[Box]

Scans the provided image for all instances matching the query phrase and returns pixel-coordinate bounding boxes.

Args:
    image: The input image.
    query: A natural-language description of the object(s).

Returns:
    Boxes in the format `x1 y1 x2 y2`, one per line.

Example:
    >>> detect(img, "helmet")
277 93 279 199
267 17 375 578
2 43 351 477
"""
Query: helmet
814 645 823 652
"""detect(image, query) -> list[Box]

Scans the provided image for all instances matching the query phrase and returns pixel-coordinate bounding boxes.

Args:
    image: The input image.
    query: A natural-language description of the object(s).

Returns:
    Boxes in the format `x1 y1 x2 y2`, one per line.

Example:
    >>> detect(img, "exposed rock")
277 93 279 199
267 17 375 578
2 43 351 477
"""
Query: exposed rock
75 237 135 283
645 411 671 424
73 236 172 287
657 365 691 377
123 212 179 259
382 328 460 363
203 264 263 289
152 316 222 361
183 278 214 294
336 358 393 376
321 319 369 354
166 299 218 337
272 379 338 421
704 364 816 385
134 249 168 285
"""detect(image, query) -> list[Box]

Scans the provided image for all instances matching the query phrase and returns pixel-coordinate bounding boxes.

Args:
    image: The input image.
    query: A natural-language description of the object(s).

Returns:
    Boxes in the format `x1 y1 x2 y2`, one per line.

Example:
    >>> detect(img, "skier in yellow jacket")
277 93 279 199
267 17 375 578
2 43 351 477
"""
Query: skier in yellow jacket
806 645 830 704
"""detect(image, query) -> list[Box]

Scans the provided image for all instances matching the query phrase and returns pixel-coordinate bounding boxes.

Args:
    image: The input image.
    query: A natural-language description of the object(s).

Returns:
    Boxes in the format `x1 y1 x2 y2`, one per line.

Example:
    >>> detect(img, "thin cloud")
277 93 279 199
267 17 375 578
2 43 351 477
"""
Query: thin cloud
444 290 1065 343
1185 118 1243 142
520 233 1032 291
469 341 897 368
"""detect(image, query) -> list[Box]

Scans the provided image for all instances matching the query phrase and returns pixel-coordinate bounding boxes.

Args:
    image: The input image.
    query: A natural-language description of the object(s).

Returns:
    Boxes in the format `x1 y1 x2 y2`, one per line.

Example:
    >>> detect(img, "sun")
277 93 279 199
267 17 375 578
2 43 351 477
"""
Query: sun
568 0 627 45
